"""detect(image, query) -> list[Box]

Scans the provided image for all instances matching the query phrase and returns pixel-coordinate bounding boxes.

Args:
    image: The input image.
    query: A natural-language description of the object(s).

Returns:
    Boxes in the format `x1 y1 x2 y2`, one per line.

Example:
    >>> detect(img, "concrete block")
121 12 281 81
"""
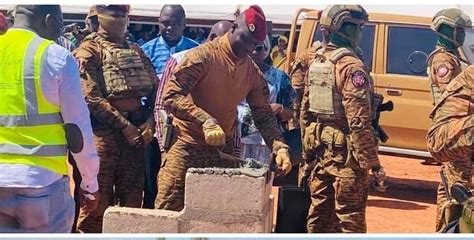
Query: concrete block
181 219 263 233
102 167 275 233
103 207 181 233
184 168 270 215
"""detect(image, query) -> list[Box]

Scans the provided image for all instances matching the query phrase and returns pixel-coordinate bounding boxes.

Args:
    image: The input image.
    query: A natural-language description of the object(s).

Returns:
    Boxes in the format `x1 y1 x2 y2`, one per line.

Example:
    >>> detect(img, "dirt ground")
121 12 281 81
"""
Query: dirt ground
69 153 441 233
367 154 440 233
272 153 441 233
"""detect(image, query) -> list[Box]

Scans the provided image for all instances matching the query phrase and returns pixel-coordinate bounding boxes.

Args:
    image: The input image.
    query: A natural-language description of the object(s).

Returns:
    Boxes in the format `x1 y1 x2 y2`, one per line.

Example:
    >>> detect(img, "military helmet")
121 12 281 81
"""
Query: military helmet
320 5 369 32
459 197 474 233
432 8 472 32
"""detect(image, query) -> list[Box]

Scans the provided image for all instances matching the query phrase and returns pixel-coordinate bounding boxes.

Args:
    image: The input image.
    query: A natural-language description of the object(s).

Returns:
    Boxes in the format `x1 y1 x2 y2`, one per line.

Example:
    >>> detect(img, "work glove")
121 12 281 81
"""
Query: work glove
275 148 292 176
79 188 100 214
371 165 387 192
203 118 226 147
138 122 154 145
121 123 142 146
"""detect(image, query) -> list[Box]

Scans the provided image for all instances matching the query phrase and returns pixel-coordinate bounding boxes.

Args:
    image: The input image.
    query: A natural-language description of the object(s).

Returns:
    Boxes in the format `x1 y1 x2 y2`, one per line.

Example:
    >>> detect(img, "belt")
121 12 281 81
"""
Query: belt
109 97 143 112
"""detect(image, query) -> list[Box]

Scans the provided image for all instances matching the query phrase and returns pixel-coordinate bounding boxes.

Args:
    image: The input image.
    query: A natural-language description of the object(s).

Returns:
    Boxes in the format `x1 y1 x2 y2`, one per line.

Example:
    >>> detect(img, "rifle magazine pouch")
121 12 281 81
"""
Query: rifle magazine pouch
321 126 346 147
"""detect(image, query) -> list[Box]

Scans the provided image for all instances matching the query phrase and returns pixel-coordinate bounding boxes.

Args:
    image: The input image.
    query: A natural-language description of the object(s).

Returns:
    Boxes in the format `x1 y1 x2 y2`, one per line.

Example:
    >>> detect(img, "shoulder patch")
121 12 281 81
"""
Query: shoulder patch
436 64 449 77
351 70 367 87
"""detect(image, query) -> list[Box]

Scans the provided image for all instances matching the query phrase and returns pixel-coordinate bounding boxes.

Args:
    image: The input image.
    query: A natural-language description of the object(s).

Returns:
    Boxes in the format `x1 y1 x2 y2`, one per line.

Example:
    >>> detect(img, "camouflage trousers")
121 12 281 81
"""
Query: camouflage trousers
155 139 238 211
435 158 472 232
76 128 145 233
306 147 369 233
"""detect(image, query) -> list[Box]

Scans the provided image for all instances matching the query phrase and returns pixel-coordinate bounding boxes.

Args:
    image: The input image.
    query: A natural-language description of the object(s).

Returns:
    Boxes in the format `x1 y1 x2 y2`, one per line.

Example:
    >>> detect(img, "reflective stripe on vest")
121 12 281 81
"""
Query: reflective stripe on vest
0 29 68 175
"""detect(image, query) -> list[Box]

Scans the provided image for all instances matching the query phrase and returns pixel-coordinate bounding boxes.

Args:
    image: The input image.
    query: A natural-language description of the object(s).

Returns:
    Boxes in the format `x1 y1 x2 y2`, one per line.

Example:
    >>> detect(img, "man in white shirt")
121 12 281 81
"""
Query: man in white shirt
0 5 99 233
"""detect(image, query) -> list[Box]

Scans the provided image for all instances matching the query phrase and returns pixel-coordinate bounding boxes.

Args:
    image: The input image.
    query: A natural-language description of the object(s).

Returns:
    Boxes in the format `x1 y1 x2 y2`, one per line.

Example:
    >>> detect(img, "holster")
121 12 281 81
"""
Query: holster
162 115 175 150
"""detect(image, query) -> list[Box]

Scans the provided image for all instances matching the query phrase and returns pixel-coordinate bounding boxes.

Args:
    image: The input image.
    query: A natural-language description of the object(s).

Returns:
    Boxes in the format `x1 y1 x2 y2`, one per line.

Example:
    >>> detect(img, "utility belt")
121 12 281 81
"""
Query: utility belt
304 122 349 149
303 121 360 169
109 97 143 112
119 109 149 126
112 97 150 126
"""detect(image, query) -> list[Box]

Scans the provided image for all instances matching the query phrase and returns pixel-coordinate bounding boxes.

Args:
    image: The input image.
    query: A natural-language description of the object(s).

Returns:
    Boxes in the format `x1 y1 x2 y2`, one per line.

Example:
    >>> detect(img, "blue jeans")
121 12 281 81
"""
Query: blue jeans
0 177 75 233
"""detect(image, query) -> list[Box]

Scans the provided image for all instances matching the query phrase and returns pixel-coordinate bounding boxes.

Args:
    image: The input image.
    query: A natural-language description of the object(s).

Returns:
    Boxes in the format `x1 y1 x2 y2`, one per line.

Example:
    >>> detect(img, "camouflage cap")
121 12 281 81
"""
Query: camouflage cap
320 5 368 32
432 8 472 32
459 197 474 233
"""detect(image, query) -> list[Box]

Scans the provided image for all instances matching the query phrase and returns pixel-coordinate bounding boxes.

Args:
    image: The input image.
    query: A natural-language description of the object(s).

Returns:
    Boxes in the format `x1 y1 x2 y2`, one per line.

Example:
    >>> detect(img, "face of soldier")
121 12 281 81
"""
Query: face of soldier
229 18 262 58
159 7 185 45
97 10 128 40
43 10 63 41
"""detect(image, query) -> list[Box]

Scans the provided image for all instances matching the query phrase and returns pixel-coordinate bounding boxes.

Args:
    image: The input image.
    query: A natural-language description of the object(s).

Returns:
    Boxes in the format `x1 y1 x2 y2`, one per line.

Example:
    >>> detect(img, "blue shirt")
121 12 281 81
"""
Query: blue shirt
141 36 199 77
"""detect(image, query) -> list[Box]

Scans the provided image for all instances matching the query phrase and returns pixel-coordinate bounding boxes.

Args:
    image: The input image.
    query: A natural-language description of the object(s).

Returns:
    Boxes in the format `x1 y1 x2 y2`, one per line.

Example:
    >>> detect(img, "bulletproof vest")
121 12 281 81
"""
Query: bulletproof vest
94 34 155 99
427 48 467 105
307 47 358 121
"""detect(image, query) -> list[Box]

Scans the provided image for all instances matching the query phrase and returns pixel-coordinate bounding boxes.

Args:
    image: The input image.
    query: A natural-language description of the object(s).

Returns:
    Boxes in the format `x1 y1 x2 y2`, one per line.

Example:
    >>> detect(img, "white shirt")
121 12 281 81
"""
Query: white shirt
0 28 99 192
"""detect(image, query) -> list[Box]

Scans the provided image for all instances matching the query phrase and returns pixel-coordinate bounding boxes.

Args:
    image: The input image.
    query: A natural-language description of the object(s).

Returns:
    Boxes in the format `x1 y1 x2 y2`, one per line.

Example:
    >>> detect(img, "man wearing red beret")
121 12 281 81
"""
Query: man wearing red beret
158 5 292 211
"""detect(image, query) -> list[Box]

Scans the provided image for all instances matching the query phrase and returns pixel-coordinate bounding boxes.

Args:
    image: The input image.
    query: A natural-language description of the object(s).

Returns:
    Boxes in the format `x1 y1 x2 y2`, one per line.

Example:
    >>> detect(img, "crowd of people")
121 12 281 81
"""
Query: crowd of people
0 3 472 235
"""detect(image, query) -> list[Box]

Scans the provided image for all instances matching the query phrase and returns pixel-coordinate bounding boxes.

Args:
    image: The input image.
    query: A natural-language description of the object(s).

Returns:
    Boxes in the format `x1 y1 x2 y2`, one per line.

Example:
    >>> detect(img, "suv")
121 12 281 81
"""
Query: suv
280 9 473 157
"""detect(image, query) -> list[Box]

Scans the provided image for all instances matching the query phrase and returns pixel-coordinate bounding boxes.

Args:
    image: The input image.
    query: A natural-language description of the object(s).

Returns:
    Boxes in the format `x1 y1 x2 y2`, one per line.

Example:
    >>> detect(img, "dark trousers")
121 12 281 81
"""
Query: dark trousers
143 138 162 209
68 153 81 233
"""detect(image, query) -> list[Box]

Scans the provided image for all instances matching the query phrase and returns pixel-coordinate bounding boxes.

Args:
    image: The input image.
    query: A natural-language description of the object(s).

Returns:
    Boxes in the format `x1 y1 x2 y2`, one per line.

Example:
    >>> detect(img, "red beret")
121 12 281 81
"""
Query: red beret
243 5 267 42
0 13 8 35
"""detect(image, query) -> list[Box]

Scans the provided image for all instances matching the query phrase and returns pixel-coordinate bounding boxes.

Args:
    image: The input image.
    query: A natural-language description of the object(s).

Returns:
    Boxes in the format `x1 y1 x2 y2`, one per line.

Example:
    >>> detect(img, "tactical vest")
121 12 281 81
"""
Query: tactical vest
427 47 468 105
307 47 359 121
94 34 155 99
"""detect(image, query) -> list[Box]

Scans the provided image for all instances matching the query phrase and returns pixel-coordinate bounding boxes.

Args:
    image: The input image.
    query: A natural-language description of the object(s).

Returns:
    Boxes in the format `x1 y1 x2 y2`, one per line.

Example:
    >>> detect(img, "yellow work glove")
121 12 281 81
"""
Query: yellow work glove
139 122 154 145
275 148 292 176
202 118 226 147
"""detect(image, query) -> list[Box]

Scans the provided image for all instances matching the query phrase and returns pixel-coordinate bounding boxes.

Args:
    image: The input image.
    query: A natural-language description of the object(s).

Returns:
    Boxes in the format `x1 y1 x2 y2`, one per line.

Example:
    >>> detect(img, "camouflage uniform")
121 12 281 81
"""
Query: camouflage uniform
74 32 157 232
292 5 382 233
427 65 473 232
427 8 472 232
157 32 289 212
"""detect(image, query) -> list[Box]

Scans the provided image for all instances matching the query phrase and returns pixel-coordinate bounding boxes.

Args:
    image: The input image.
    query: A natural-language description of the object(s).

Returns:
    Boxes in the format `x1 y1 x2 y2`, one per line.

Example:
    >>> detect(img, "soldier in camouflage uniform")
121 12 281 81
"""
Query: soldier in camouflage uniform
427 65 473 232
427 8 472 233
73 5 158 233
158 5 292 212
291 5 386 233
428 8 471 105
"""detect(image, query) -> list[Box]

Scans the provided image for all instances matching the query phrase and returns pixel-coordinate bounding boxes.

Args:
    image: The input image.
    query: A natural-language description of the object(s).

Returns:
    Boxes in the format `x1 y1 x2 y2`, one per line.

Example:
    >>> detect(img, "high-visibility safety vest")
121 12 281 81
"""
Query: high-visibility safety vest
0 29 68 175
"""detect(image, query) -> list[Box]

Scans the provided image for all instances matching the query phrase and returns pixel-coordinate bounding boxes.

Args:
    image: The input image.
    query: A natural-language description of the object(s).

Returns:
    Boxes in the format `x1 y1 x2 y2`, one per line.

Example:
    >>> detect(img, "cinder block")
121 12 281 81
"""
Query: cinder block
103 207 181 233
184 168 270 215
102 167 275 233
181 220 263 233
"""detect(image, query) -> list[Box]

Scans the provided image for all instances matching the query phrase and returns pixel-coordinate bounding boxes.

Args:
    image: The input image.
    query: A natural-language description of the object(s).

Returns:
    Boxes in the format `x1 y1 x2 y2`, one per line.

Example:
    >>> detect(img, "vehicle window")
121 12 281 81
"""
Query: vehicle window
387 26 437 76
313 24 375 70
461 28 474 64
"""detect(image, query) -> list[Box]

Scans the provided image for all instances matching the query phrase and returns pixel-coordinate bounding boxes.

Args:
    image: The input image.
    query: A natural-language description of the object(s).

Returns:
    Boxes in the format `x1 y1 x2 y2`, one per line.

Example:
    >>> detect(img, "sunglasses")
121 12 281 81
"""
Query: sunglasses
255 45 266 52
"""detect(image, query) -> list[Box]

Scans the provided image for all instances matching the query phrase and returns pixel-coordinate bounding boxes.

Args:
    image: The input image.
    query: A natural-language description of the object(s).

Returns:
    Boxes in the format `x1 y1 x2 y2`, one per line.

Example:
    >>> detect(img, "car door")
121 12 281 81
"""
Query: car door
375 23 438 151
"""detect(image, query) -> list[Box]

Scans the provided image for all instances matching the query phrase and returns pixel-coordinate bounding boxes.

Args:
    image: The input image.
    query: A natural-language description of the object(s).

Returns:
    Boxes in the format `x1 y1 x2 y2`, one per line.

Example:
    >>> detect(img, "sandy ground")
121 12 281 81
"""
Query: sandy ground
272 154 441 233
367 154 440 233
69 153 441 233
